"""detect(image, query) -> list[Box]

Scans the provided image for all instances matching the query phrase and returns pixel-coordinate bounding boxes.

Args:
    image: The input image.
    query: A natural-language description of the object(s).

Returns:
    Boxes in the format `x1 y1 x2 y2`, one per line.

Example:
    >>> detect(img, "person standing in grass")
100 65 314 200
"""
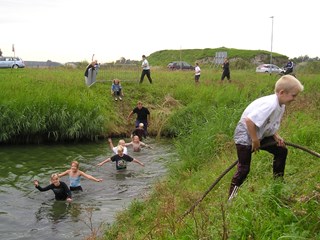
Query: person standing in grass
194 62 201 84
84 61 96 85
58 160 102 191
228 75 304 200
34 173 72 202
140 55 153 84
97 145 145 170
221 58 231 82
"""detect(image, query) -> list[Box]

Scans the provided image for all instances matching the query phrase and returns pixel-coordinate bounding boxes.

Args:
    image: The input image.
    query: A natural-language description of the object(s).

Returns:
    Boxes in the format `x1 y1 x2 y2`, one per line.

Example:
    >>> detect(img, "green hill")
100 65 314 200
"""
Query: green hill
148 47 288 67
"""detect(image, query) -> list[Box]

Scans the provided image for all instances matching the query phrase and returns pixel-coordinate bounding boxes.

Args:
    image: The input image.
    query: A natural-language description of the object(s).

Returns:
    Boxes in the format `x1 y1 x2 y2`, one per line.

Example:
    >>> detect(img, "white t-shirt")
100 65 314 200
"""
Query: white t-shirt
112 146 128 155
195 66 201 76
234 94 285 145
142 59 150 70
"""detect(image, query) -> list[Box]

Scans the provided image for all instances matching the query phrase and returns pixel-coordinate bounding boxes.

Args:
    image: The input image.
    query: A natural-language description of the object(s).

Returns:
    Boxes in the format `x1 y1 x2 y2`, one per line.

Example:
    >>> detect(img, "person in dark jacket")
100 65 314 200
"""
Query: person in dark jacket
221 58 231 82
34 173 72 202
284 59 294 75
127 101 150 136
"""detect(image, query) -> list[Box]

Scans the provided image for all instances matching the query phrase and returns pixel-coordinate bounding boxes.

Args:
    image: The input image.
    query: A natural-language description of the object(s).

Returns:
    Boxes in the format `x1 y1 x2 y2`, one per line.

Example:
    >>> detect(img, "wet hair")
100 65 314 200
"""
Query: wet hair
117 145 124 153
275 75 304 93
51 173 59 180
71 160 79 168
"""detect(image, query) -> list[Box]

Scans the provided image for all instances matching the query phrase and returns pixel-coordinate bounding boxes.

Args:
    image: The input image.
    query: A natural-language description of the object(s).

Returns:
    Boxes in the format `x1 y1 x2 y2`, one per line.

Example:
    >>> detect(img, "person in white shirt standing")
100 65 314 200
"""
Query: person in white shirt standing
228 75 304 200
194 62 201 84
140 55 153 84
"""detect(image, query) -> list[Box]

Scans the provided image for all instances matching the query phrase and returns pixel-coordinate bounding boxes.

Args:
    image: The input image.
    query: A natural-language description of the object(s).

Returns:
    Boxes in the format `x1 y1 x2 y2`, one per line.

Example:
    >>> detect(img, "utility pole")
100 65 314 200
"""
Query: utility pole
270 16 274 70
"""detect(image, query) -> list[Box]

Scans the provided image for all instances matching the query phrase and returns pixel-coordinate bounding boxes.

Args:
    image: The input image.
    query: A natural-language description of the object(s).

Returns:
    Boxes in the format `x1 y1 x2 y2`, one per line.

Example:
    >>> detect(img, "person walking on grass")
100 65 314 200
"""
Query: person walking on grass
228 75 304 200
140 55 153 84
194 62 201 84
221 58 231 82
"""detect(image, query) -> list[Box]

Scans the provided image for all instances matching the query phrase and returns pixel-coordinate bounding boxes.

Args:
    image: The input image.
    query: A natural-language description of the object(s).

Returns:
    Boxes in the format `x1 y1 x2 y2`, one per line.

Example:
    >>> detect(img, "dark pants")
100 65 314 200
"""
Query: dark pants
113 90 122 96
228 136 288 196
140 69 152 83
221 71 230 81
284 68 293 75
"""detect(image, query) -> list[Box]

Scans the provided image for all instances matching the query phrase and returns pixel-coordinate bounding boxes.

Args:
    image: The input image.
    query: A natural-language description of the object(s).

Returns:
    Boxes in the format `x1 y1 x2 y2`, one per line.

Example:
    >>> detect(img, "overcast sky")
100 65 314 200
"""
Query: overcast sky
1 0 319 63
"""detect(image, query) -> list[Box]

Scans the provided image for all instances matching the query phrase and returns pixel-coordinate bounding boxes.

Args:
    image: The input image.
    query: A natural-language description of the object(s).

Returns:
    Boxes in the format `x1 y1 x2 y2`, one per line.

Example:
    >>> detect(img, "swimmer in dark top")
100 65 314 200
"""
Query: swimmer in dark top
97 145 145 170
34 173 72 202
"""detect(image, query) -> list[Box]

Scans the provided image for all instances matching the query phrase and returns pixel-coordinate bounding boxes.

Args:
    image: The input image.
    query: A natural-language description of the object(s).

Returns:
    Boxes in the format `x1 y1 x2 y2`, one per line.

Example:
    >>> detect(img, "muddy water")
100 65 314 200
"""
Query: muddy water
0 139 177 239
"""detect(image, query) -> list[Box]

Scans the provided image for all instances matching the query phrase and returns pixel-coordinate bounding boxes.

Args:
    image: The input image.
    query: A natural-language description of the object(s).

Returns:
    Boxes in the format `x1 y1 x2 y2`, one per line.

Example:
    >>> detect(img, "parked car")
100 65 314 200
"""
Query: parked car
167 61 194 70
0 57 25 69
256 64 283 74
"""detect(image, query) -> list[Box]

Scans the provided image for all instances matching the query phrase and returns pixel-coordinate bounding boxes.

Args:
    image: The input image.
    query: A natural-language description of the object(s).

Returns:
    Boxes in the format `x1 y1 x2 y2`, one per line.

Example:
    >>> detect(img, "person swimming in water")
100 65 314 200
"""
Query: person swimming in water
58 160 102 191
34 173 72 202
125 135 152 152
108 137 128 154
97 145 145 170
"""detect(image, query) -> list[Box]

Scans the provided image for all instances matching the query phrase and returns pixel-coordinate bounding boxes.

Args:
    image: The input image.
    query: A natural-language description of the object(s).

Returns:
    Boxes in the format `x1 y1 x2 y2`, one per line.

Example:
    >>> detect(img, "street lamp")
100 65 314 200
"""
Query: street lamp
270 16 274 68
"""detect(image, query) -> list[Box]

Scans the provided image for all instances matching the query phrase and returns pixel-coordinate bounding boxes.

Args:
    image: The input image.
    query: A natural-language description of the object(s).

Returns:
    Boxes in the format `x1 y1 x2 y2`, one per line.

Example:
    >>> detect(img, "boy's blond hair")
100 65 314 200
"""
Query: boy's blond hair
51 173 59 180
117 145 124 153
275 75 304 93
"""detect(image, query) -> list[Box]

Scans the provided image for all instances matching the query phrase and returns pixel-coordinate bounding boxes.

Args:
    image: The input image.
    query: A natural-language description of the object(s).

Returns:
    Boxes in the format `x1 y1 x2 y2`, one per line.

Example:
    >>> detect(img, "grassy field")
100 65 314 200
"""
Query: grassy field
1 66 320 239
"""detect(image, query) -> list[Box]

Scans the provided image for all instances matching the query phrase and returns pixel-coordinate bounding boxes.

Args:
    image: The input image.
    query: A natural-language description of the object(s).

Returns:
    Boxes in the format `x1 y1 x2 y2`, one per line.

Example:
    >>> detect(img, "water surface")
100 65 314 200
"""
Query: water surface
0 139 176 239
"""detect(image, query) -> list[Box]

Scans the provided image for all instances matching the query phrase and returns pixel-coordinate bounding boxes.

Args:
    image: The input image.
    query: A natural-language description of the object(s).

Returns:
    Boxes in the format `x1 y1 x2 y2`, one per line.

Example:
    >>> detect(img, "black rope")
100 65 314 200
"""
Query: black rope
177 141 320 222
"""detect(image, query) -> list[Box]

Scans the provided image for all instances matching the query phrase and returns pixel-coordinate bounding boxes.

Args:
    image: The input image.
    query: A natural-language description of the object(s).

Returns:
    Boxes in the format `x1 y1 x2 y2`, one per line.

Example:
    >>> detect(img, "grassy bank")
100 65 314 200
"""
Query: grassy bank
1 67 320 239
101 72 320 239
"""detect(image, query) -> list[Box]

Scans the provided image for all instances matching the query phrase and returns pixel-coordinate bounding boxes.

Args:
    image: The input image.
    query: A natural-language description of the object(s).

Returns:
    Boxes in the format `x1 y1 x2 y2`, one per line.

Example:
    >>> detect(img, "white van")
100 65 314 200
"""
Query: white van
0 56 25 69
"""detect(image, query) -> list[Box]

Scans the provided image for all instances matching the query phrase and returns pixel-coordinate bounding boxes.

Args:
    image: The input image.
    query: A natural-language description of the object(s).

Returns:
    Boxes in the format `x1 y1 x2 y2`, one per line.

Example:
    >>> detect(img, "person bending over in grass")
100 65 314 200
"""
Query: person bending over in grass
228 75 304 200
97 146 144 170
58 160 102 191
34 173 72 202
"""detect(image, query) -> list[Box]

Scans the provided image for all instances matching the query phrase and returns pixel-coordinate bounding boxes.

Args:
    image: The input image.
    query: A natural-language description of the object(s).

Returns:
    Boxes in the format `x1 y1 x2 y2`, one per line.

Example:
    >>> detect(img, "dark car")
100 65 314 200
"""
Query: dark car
167 61 194 70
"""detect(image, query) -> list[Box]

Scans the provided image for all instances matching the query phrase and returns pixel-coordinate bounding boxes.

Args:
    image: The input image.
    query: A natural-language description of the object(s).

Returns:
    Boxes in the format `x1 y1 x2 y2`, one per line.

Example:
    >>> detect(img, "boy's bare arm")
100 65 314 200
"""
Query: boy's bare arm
97 158 111 167
133 158 145 167
108 138 114 149
245 117 259 151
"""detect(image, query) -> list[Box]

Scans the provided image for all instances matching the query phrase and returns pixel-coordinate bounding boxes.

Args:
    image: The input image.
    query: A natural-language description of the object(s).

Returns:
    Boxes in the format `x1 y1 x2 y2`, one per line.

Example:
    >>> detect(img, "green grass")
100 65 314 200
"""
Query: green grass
1 66 320 239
